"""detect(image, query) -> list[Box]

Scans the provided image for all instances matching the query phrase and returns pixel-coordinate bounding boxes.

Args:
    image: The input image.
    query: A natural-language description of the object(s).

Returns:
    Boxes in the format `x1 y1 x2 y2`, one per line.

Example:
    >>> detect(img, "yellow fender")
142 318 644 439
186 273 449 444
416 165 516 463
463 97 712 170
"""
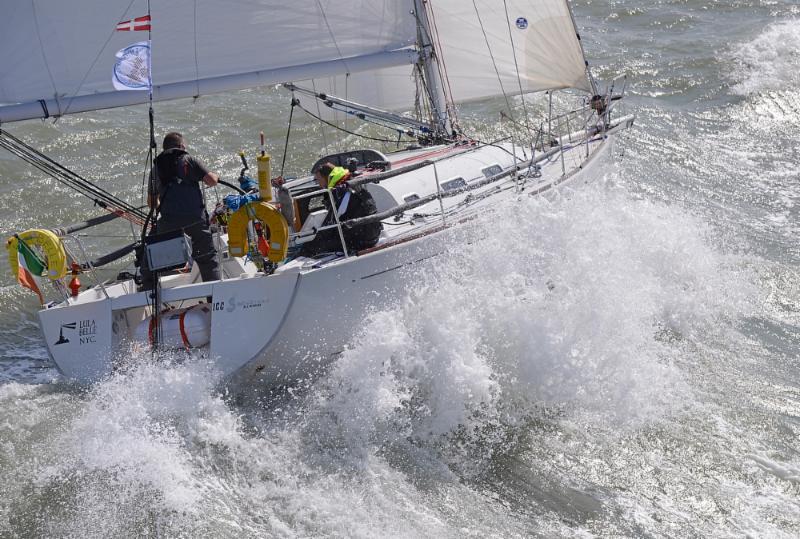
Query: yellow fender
6 229 68 280
228 201 289 263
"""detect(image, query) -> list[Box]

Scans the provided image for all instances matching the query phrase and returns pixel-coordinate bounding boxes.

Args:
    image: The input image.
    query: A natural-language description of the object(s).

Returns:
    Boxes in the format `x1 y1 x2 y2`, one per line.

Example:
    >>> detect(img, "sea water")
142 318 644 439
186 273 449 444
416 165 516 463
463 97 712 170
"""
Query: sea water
1 0 799 536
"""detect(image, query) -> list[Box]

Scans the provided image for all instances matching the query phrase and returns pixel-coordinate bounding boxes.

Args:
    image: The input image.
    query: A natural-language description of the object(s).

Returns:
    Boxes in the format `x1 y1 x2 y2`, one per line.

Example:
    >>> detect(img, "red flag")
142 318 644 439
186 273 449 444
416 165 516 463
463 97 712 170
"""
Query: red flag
116 15 151 32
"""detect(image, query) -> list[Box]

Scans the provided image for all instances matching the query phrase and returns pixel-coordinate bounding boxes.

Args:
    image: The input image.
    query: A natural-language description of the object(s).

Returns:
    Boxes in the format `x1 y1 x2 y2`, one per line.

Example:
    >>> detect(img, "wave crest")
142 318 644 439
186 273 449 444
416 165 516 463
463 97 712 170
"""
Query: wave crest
730 20 800 94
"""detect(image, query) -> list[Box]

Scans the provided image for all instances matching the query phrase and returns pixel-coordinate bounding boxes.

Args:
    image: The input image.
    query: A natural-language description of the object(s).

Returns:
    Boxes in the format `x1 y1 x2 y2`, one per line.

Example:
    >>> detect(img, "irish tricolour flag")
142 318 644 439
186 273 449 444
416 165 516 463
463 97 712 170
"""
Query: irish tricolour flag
16 239 45 305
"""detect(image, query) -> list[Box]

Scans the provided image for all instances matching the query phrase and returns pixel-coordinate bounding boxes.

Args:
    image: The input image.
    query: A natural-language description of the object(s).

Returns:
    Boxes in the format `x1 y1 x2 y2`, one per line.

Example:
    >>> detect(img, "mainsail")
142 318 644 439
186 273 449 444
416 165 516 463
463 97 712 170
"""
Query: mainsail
0 0 591 124
0 0 417 122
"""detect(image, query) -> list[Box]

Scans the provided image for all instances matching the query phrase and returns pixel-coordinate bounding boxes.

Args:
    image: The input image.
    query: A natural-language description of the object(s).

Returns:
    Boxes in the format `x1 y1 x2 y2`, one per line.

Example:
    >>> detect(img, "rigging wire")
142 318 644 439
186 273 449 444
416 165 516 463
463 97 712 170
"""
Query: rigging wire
472 0 515 122
315 0 350 147
61 0 139 119
320 99 422 138
315 0 350 75
192 0 201 98
502 0 534 141
30 1 60 108
295 103 417 145
279 95 298 177
410 2 458 132
311 79 330 154
140 141 152 206
0 129 147 224
344 73 349 136
423 1 459 128
412 63 438 131
142 0 163 352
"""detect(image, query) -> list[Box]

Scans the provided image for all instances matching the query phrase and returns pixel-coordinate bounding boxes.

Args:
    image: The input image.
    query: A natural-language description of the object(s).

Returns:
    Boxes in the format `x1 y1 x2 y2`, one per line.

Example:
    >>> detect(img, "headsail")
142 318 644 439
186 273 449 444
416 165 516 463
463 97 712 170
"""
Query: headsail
295 0 593 120
429 0 593 101
0 1 417 123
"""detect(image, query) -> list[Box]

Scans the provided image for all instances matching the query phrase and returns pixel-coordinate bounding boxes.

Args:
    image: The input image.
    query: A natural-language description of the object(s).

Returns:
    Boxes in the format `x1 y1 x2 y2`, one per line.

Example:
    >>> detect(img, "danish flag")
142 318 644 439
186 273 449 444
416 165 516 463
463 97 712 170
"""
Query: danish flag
115 15 151 32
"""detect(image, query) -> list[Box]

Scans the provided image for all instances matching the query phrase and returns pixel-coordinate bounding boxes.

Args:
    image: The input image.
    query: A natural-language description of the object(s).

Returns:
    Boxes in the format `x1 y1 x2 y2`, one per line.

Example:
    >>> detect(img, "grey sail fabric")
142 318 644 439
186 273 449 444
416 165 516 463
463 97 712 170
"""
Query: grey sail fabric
0 0 417 122
0 0 590 122
429 0 593 100
296 0 593 114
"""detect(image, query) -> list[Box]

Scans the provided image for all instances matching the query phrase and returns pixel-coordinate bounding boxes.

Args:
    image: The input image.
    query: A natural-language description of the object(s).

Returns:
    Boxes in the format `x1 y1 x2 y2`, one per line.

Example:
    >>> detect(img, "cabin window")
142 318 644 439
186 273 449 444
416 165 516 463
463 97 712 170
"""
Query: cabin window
441 177 467 191
482 164 503 178
403 193 420 203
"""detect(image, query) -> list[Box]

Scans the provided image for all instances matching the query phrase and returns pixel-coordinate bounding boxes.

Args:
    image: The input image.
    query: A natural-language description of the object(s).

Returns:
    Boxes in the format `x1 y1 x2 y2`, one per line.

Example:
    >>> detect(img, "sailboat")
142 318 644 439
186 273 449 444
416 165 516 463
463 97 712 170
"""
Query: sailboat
0 0 633 386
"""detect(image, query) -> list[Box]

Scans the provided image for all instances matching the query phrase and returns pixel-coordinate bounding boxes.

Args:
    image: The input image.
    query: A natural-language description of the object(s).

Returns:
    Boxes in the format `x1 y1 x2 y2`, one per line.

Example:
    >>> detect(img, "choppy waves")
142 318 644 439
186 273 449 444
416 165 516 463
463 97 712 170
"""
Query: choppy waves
729 19 800 95
1 177 770 537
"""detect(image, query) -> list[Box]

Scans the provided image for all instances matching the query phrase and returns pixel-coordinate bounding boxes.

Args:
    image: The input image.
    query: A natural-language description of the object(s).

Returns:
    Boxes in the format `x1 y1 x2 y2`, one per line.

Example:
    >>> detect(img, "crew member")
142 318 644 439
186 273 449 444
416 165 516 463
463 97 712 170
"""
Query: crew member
300 162 382 256
140 132 220 289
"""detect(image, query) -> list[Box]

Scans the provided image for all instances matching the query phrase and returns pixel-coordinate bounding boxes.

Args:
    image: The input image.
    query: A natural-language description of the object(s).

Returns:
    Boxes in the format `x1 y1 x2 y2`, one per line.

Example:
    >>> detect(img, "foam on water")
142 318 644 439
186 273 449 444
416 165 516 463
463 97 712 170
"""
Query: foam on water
0 172 765 536
729 19 800 95
0 286 56 384
297 176 757 477
1 362 519 536
4 5 800 534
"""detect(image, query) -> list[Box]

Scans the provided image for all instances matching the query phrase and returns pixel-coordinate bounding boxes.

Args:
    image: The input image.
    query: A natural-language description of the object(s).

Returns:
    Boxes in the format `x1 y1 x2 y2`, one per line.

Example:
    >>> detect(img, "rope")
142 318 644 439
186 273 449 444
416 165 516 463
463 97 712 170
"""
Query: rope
280 96 297 177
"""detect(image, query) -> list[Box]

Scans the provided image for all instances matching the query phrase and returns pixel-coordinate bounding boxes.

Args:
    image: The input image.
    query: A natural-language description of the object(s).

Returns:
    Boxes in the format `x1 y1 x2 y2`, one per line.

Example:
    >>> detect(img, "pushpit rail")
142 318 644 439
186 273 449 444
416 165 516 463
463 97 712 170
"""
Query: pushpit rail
47 212 140 302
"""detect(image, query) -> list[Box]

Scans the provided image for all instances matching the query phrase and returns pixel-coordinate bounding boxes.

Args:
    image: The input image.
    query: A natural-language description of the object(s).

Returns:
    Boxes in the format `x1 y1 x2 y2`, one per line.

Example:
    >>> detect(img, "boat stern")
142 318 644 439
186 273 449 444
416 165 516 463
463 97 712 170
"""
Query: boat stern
38 295 114 381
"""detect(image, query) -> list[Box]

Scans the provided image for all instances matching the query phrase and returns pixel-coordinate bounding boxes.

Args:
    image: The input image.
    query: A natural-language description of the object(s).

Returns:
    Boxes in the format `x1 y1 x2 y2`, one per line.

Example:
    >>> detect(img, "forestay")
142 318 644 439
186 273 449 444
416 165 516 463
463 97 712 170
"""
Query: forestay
0 0 417 122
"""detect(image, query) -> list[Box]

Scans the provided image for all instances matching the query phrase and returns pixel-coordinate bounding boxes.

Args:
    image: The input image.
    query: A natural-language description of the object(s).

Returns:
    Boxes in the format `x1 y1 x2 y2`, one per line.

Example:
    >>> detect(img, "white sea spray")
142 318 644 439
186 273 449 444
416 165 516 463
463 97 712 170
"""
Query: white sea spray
729 19 800 94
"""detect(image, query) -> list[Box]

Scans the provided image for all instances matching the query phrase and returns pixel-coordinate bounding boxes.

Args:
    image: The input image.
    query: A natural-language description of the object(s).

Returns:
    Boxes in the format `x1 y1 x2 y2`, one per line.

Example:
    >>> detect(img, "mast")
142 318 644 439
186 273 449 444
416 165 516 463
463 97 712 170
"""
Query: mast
414 0 452 136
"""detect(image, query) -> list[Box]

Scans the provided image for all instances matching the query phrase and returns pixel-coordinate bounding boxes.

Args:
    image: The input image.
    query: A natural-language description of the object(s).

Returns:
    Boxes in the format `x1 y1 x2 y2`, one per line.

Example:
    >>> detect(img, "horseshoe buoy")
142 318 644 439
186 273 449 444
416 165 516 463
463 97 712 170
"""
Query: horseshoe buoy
7 229 68 280
227 202 289 263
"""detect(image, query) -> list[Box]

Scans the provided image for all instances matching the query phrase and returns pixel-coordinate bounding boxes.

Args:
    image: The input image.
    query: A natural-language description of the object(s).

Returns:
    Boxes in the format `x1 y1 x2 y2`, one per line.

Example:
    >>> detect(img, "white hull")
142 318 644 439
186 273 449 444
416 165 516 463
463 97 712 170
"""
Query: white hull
37 129 624 387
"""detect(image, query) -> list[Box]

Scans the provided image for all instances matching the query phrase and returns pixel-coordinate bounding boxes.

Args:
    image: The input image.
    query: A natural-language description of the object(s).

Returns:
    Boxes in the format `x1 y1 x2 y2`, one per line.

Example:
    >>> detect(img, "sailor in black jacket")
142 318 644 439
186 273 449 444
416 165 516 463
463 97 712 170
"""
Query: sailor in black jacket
300 162 382 256
140 132 220 289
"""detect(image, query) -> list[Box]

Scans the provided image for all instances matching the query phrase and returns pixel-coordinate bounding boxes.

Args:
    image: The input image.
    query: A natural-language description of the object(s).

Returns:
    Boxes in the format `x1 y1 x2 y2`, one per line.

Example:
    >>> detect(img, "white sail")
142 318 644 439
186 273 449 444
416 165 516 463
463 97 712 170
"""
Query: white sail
0 0 417 122
0 0 591 123
430 0 593 101
298 0 593 116
293 66 420 118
